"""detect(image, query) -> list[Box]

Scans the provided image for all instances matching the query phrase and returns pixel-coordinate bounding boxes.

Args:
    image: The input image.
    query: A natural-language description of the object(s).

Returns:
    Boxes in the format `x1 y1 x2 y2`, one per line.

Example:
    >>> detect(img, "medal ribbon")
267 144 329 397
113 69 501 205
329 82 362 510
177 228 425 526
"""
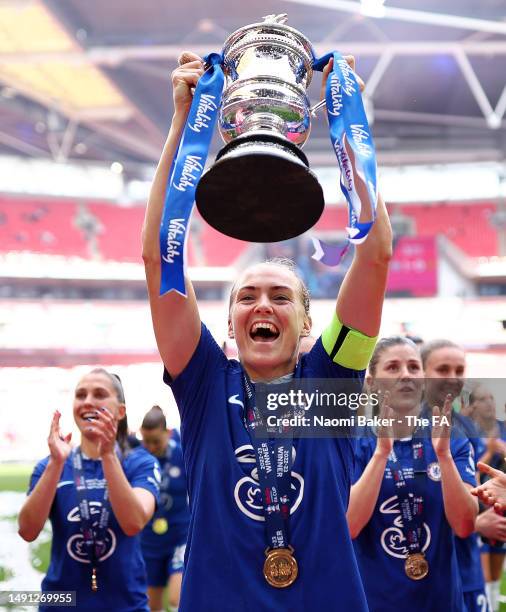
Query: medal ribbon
243 374 294 550
152 436 174 526
387 440 427 556
72 448 112 574
312 51 378 266
159 52 224 296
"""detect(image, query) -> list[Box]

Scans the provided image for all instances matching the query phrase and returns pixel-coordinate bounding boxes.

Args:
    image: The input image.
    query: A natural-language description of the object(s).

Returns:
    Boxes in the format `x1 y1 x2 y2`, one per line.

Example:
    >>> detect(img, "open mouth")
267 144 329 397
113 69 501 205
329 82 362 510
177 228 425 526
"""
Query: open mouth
249 322 280 343
81 411 98 422
398 385 416 393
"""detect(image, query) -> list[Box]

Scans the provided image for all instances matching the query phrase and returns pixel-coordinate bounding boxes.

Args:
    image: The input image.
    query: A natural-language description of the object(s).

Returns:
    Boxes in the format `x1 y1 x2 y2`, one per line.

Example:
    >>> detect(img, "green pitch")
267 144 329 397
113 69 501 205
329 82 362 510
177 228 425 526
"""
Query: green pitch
0 462 50 578
0 463 32 492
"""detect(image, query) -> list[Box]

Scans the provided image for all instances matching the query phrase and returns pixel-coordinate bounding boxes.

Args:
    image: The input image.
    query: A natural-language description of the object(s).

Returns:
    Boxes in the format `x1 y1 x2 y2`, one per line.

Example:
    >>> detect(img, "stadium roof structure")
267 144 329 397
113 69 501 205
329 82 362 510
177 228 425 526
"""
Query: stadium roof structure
0 0 506 178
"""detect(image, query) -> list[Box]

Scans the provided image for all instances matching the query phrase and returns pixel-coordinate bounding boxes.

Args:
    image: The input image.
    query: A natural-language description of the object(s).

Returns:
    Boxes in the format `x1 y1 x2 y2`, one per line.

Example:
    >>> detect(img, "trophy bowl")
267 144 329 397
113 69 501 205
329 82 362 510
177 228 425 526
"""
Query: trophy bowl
195 15 324 243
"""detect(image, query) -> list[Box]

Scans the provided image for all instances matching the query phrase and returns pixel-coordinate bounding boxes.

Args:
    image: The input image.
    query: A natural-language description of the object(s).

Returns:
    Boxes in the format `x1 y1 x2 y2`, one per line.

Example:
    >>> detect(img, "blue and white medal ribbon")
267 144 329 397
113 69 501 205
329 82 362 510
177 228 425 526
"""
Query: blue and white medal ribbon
387 440 428 570
72 448 112 591
242 374 294 551
159 52 224 296
312 51 378 266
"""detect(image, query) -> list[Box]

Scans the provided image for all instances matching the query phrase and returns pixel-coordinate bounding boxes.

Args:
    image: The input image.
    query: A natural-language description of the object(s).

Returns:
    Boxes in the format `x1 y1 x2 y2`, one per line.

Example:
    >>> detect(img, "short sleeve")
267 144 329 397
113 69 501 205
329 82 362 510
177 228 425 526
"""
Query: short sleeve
453 413 486 461
27 457 49 495
164 323 227 427
124 448 161 503
303 337 365 383
352 435 375 484
451 437 477 488
471 436 486 462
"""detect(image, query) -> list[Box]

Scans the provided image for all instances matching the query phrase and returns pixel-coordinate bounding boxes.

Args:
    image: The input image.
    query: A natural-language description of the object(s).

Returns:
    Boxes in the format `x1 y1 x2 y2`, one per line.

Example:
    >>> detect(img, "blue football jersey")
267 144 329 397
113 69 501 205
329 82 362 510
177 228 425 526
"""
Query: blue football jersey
353 432 476 612
165 323 369 612
141 432 190 556
28 446 160 612
451 411 486 593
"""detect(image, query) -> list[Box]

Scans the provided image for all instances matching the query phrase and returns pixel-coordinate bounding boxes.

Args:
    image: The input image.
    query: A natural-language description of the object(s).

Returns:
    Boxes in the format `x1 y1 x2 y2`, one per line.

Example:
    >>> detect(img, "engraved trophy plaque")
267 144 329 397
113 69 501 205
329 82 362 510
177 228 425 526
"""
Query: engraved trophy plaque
195 14 324 243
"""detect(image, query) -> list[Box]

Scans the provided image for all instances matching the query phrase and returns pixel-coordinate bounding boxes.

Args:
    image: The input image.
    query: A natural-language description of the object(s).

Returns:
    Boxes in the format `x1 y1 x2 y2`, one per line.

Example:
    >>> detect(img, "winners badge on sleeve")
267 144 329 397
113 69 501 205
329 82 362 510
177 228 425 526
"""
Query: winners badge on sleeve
405 552 429 580
152 518 169 534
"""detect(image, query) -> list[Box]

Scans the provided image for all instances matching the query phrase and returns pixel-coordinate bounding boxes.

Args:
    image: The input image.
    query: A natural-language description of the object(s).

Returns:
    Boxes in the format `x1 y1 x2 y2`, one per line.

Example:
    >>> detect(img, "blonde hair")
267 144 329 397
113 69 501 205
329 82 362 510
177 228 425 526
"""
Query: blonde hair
228 258 310 315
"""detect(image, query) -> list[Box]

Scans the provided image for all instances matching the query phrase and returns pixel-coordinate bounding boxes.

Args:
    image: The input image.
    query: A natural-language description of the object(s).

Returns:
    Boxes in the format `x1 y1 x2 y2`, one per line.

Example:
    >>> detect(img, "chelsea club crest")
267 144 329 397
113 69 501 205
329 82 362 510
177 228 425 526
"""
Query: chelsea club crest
427 462 441 482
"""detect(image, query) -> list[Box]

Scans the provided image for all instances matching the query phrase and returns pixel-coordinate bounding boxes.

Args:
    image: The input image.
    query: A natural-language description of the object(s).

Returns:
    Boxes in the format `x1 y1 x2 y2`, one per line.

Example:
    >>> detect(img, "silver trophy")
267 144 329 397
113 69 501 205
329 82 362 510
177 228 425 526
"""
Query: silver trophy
195 14 324 243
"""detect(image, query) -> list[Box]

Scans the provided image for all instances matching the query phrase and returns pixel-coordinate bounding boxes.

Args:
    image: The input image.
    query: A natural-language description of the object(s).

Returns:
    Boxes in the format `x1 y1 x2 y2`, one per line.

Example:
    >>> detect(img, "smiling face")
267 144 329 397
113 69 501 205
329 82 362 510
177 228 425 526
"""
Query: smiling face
423 346 466 407
73 372 125 439
228 263 311 381
368 343 424 414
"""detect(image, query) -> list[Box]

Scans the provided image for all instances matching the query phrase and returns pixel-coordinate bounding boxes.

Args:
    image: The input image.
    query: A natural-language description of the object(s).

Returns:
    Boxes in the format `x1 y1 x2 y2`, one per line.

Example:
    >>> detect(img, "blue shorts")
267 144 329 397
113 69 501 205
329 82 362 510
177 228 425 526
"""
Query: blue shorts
479 537 506 555
144 542 186 587
463 589 490 612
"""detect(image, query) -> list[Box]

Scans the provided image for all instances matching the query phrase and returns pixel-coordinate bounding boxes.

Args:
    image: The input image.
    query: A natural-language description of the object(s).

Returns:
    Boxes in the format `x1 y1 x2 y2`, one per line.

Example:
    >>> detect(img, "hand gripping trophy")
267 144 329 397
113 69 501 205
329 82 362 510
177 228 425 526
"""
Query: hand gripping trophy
196 13 324 243
159 14 378 296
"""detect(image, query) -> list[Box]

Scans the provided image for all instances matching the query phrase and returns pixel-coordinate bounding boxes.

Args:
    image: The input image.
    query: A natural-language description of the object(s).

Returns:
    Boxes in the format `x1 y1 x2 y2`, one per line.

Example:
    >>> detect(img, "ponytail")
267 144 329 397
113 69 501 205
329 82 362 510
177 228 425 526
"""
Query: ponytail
141 405 167 430
89 368 130 456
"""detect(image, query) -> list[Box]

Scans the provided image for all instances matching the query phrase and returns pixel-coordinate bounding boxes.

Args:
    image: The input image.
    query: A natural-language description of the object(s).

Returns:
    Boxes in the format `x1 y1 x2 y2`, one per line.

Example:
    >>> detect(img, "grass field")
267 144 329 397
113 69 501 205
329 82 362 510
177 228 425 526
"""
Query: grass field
0 462 51 587
0 463 32 493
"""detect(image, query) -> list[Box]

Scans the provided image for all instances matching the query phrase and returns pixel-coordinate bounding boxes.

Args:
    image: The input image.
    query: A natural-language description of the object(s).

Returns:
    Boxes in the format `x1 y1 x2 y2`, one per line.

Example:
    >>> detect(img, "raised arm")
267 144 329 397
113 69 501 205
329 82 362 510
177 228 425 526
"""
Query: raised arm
320 56 393 337
347 402 393 538
347 444 389 538
18 411 71 541
432 400 478 538
142 52 204 379
101 453 155 536
89 405 156 536
336 194 392 337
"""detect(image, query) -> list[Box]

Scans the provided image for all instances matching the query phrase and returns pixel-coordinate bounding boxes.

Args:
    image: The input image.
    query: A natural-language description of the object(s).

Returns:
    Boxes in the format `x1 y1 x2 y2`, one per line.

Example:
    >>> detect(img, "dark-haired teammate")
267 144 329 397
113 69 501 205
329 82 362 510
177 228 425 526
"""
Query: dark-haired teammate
350 337 477 611
18 369 160 612
140 405 189 611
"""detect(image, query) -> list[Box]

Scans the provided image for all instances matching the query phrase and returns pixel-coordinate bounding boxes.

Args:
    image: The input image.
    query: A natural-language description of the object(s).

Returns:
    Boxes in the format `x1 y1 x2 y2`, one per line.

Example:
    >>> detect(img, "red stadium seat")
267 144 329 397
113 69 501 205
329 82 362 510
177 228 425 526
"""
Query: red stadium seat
0 197 250 266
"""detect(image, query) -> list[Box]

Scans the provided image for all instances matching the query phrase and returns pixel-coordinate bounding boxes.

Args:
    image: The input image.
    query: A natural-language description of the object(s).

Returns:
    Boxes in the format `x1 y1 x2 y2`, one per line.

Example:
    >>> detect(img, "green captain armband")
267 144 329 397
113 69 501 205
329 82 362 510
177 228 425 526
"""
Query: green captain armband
321 313 378 371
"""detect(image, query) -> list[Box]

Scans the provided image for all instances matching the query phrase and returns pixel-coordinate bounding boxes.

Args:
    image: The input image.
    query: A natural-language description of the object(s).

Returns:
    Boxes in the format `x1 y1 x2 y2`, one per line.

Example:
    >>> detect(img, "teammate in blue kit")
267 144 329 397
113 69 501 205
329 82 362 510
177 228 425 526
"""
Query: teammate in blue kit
18 368 160 612
422 340 490 612
348 337 478 612
142 51 392 611
468 383 506 611
140 405 189 612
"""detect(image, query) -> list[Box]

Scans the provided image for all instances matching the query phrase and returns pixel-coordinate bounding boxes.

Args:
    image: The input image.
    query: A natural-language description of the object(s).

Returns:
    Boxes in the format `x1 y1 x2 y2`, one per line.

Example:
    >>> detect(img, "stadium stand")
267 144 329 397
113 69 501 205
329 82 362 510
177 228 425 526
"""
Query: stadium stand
397 202 498 257
0 196 249 267
0 196 501 262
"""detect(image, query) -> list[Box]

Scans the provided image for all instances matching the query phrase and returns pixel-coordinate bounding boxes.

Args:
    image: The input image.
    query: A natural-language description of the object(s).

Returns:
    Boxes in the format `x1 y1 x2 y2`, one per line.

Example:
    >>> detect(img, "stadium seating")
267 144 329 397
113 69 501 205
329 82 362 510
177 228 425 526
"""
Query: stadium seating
0 196 87 257
0 197 500 262
0 197 249 266
398 202 498 257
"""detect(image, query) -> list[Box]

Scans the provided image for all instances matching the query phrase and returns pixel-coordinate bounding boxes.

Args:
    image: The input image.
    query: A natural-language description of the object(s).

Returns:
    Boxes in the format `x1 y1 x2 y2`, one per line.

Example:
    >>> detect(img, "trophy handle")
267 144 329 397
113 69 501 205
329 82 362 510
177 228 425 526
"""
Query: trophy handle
309 99 326 117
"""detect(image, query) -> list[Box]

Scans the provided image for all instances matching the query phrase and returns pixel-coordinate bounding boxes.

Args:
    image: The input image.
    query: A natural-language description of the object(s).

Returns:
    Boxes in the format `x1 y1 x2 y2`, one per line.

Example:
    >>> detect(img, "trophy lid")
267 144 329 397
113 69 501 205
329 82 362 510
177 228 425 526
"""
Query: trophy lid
222 14 316 70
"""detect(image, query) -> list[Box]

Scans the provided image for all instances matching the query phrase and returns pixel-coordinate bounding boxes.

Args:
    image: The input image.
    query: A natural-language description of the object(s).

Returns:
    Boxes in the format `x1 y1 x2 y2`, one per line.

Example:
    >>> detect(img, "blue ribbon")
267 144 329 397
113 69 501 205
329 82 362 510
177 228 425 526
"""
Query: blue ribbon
312 51 378 266
72 448 112 575
387 440 427 557
242 373 295 551
159 52 224 296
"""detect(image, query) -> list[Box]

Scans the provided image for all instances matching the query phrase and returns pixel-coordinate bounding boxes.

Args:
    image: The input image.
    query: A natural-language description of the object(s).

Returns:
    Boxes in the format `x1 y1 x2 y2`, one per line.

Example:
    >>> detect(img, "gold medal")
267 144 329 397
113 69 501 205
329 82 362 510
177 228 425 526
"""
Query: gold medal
152 518 169 535
91 567 98 592
404 553 429 580
263 546 298 588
